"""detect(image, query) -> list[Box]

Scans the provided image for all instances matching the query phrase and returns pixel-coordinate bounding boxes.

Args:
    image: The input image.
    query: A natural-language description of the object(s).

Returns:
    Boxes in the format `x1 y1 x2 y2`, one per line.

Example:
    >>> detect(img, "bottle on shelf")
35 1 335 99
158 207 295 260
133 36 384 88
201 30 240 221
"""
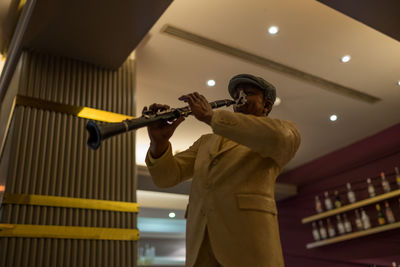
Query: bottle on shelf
318 220 327 239
343 213 352 233
346 182 356 203
324 191 333 210
367 178 376 197
395 167 400 189
327 218 336 238
334 190 343 208
315 195 323 213
312 222 321 241
336 214 345 235
376 204 386 225
381 172 391 193
384 201 396 224
354 209 363 231
360 208 371 230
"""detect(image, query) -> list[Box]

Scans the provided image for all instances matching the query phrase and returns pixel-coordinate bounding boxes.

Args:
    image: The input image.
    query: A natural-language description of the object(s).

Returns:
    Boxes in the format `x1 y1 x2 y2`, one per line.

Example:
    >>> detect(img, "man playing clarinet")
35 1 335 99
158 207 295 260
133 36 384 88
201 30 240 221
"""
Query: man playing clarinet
145 74 301 267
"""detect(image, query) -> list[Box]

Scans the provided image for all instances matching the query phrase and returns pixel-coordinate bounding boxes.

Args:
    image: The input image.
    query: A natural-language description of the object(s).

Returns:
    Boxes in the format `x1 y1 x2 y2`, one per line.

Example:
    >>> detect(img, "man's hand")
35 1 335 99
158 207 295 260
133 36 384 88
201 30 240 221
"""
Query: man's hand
178 92 213 125
144 103 185 158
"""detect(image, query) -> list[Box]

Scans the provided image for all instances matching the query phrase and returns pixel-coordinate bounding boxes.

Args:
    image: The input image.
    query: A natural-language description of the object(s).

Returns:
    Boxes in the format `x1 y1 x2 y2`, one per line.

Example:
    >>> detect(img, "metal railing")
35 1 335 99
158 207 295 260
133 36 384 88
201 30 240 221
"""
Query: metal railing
0 0 36 214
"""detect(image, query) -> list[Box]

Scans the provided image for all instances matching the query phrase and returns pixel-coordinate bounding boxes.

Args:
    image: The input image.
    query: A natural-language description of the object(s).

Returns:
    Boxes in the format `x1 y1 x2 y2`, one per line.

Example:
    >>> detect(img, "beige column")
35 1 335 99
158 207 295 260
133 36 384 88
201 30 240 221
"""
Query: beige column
0 51 137 267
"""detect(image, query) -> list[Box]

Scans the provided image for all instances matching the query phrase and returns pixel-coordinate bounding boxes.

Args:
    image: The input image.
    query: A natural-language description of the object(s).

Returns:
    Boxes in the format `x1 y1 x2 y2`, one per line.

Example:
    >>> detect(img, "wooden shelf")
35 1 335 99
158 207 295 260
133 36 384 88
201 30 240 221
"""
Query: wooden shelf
302 189 400 224
306 221 400 249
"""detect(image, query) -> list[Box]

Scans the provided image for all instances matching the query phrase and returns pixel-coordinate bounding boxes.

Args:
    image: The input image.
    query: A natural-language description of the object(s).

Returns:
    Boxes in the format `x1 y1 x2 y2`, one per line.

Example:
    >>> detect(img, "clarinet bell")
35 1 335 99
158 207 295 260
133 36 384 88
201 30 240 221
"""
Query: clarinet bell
86 120 130 150
86 120 102 150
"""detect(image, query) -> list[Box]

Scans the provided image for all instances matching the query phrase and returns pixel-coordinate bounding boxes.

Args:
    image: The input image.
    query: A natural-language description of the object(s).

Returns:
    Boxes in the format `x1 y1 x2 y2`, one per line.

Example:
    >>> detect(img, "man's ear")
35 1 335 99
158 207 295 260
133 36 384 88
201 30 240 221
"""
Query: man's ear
263 106 270 115
264 100 273 115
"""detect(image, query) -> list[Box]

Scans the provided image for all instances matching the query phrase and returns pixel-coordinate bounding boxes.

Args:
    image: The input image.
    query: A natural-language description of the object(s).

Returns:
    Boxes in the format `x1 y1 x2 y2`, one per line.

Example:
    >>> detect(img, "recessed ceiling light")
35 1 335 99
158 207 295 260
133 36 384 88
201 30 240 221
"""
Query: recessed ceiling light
274 97 281 106
341 55 351 63
397 80 400 86
268 26 279 35
330 114 338 121
207 80 216 87
168 212 176 218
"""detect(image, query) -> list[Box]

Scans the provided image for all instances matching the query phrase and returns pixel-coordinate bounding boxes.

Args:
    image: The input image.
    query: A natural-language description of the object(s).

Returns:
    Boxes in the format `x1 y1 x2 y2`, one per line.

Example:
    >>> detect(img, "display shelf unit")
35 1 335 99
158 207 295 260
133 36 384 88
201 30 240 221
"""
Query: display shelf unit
302 189 400 224
306 221 400 249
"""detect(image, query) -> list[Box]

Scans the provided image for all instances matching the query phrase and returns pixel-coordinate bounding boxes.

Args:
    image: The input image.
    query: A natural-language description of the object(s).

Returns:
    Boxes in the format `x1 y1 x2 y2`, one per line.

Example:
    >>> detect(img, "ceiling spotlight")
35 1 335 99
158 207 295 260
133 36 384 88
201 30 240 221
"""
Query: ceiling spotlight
207 80 216 87
168 212 176 218
397 80 400 86
274 97 281 106
341 55 351 63
268 26 279 35
330 114 338 121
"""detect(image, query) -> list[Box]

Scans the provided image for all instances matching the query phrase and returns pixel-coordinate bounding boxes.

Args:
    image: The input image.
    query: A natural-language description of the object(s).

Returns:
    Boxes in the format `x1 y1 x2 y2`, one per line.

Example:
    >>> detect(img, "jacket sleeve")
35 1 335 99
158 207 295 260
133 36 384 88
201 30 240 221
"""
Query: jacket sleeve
211 110 301 167
145 136 205 188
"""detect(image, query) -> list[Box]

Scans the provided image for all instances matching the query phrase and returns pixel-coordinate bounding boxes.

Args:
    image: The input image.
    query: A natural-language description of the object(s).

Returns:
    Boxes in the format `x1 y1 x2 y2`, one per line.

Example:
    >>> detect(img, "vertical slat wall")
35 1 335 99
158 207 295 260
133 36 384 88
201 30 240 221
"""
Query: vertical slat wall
0 51 137 267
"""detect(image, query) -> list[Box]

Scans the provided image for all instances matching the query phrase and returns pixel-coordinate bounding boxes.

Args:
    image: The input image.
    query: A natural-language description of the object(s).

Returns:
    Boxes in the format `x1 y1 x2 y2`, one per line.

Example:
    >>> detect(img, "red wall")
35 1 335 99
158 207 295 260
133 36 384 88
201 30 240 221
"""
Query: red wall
278 123 400 267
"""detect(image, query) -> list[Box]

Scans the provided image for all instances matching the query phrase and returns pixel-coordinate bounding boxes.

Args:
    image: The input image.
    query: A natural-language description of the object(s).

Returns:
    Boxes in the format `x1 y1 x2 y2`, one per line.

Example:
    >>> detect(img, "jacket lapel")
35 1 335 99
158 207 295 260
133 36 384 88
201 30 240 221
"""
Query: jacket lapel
208 134 239 159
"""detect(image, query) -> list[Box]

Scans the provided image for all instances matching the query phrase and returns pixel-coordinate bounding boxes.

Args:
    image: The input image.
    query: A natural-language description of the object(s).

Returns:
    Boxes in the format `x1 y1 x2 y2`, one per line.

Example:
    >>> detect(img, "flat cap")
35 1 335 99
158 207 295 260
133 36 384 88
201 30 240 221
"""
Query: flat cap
228 74 276 103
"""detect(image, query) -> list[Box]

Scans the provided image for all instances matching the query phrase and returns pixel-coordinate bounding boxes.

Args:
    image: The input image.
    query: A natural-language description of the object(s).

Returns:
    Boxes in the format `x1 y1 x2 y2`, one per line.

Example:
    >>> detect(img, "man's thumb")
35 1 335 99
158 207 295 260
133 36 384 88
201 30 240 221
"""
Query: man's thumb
171 117 185 130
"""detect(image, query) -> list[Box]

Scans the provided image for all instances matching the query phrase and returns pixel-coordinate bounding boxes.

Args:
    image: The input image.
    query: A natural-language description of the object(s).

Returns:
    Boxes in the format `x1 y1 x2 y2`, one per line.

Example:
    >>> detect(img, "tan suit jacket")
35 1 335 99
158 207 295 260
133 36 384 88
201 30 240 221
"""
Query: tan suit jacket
146 110 301 267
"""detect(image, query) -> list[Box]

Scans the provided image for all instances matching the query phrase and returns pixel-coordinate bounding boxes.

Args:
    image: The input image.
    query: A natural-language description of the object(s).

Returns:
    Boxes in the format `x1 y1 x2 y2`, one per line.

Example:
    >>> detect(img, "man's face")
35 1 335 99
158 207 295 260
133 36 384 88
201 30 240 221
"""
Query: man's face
233 86 269 116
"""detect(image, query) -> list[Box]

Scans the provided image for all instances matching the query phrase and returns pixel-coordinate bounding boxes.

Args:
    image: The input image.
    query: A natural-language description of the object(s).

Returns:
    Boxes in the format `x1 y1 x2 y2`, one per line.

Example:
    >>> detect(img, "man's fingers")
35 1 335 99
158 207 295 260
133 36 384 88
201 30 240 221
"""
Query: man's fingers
179 95 193 104
149 103 170 112
149 103 158 111
187 94 196 105
193 92 202 99
178 95 189 102
199 94 209 104
179 93 209 109
179 94 195 105
193 92 205 103
193 92 209 106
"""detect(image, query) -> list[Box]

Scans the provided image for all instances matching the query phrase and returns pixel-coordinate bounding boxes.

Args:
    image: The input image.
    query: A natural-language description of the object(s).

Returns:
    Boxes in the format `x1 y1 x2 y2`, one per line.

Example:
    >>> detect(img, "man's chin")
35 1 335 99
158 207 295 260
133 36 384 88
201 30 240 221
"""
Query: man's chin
233 107 249 114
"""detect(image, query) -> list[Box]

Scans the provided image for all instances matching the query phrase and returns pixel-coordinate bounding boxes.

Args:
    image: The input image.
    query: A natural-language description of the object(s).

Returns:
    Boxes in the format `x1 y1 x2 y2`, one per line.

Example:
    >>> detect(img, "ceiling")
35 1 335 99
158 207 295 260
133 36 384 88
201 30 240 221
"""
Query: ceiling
18 0 172 68
317 0 400 43
134 0 400 174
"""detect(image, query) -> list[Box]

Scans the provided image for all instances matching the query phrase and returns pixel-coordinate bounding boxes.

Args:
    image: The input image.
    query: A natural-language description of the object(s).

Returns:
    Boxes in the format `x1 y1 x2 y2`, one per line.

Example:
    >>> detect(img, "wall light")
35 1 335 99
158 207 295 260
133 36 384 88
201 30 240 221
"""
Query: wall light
268 26 279 35
341 55 351 63
274 97 281 106
207 80 216 87
330 114 338 121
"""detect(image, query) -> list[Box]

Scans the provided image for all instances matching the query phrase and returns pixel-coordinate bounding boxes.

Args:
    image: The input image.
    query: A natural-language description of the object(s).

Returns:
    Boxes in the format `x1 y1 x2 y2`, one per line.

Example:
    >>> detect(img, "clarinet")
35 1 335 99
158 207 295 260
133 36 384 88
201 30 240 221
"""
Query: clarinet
86 99 236 150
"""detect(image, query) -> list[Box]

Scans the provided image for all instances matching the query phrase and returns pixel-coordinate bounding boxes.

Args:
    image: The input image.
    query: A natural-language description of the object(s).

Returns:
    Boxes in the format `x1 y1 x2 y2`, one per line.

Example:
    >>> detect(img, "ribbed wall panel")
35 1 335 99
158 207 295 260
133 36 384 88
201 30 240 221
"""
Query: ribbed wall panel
0 51 137 267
